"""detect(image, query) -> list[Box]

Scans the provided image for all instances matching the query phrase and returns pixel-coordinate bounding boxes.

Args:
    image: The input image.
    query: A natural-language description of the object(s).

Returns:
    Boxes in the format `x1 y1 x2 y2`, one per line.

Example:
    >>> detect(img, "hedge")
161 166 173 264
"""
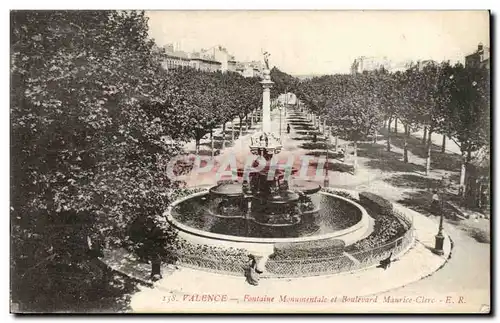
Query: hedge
359 191 393 216
270 239 346 260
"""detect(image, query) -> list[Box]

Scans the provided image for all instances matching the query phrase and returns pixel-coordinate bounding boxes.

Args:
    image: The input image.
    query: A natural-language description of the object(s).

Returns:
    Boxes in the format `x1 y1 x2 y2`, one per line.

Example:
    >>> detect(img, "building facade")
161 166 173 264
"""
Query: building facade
465 43 490 69
160 43 264 75
189 58 221 72
199 45 237 73
162 53 191 70
278 93 297 106
416 60 438 71
237 60 263 78
351 56 440 74
228 57 237 72
351 56 392 74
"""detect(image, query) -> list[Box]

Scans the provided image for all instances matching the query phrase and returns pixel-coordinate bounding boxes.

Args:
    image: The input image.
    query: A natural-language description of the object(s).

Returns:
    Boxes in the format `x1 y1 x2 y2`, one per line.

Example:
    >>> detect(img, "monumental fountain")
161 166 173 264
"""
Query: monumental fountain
161 52 419 279
164 53 380 274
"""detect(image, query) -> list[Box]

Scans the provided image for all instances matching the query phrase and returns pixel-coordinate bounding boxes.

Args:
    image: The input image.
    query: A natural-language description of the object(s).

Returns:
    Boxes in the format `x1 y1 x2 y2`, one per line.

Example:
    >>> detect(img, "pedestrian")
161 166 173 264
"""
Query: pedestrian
287 123 291 134
245 255 262 286
313 132 317 143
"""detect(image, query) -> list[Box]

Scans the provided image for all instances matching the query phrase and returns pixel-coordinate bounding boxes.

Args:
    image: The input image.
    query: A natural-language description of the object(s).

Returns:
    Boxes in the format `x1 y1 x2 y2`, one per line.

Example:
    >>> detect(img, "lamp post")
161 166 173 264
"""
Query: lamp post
433 174 448 256
434 209 445 256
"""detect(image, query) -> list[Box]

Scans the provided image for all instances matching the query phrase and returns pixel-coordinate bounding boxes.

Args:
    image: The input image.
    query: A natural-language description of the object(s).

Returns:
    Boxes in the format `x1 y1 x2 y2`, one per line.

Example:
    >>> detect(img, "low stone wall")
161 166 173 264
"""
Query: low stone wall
165 186 415 278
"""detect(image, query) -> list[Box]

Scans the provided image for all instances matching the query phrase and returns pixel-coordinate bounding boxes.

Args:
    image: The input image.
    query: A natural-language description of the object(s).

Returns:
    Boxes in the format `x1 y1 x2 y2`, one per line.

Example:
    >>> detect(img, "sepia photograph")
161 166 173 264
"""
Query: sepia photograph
9 9 491 314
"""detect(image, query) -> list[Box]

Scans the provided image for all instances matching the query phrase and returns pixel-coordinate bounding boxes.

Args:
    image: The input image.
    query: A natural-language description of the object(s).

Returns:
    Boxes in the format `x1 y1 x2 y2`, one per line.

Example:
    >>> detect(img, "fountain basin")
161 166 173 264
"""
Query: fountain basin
165 189 373 246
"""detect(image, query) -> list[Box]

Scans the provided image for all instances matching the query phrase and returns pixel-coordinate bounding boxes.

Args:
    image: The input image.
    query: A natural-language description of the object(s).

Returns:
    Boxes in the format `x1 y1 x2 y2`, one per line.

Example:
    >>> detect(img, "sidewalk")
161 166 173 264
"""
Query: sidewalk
129 204 453 313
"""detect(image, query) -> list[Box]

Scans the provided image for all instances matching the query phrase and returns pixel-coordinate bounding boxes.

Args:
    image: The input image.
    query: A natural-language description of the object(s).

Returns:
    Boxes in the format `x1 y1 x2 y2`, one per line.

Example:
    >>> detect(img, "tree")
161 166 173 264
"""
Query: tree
327 73 385 172
395 67 427 163
11 10 183 311
407 62 445 175
439 63 490 198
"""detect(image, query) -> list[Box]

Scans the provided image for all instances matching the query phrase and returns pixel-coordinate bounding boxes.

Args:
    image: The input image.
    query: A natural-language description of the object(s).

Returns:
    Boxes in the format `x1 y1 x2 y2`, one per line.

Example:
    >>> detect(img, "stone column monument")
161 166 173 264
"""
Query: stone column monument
261 52 274 133
249 52 282 158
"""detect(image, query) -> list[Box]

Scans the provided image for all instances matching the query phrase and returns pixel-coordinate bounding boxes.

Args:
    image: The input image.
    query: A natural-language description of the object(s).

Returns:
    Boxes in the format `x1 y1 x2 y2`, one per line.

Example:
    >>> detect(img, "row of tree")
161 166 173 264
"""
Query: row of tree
10 10 262 310
291 63 489 196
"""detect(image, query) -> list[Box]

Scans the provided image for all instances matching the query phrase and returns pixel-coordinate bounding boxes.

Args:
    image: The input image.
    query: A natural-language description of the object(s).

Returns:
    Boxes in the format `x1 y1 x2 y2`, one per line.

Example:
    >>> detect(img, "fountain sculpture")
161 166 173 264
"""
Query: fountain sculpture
207 52 321 228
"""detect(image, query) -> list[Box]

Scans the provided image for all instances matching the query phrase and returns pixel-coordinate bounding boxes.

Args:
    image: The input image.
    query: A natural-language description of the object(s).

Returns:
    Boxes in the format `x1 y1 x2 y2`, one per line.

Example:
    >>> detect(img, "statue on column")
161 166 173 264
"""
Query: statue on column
263 51 271 70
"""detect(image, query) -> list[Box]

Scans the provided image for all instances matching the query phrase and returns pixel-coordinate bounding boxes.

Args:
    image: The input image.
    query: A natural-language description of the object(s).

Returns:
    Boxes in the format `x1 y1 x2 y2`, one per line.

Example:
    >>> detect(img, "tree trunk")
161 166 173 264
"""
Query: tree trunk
150 254 162 281
459 153 466 197
231 120 235 141
394 118 398 134
250 111 254 128
335 136 338 152
403 124 409 163
239 117 243 137
422 126 427 144
222 123 226 150
386 116 392 152
195 138 200 155
353 140 358 173
425 128 433 176
323 119 326 134
441 135 446 153
460 149 473 198
210 129 214 159
373 129 378 144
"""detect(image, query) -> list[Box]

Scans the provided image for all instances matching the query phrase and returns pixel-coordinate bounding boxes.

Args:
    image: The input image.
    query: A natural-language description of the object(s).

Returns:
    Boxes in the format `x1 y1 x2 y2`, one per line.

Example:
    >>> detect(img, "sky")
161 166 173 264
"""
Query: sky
146 10 490 75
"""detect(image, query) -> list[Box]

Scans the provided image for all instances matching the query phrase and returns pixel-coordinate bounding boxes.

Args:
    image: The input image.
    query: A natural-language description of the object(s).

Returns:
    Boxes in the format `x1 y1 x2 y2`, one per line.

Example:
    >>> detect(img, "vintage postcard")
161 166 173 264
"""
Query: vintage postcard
10 10 491 314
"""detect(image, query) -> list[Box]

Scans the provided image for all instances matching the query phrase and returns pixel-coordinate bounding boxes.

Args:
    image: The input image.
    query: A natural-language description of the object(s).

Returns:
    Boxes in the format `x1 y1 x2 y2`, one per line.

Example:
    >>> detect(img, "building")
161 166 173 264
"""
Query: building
160 43 263 75
189 57 221 72
199 45 238 73
161 47 191 70
416 60 438 71
278 93 297 106
235 62 245 75
390 60 415 73
465 43 490 69
237 60 264 78
228 56 237 72
350 56 440 74
161 44 222 72
351 56 392 74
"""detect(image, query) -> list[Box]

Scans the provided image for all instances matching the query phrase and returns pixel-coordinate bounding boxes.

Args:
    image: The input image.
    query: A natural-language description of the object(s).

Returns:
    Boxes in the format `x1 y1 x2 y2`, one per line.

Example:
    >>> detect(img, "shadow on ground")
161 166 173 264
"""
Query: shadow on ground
309 160 354 174
306 151 343 160
397 190 466 221
383 132 462 172
299 142 333 150
385 173 442 190
357 142 426 173
365 159 426 173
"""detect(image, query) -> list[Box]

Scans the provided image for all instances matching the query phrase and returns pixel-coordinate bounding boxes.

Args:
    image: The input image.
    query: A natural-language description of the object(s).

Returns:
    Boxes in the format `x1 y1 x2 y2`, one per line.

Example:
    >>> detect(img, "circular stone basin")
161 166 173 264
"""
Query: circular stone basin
167 190 371 242
231 167 299 179
209 182 243 197
261 191 300 203
290 180 321 195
